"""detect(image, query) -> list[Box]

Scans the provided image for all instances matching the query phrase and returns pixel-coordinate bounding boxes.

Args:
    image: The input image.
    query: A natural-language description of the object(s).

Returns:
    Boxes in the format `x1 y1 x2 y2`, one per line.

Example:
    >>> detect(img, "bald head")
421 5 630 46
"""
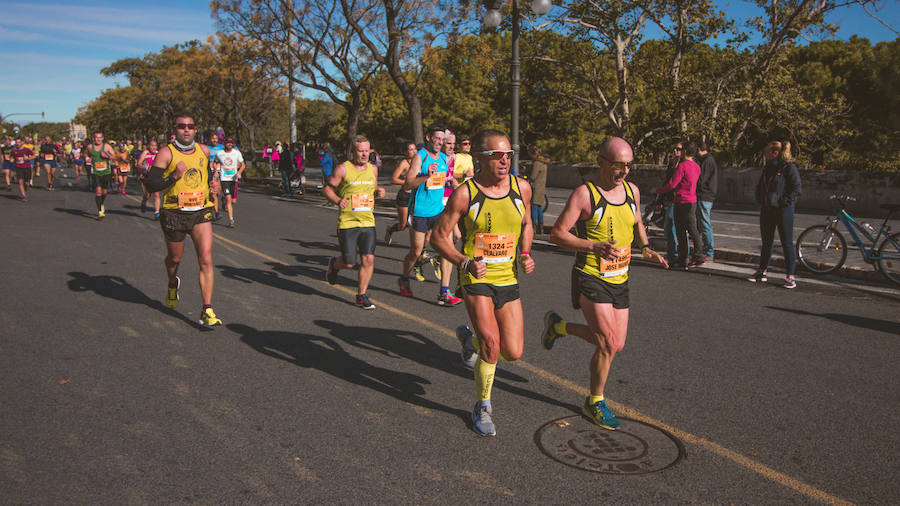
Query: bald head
598 137 633 163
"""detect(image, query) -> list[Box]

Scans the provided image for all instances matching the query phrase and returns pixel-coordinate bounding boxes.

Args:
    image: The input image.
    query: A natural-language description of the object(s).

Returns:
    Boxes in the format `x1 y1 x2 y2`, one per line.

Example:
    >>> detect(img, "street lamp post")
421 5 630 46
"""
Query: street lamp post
483 0 551 173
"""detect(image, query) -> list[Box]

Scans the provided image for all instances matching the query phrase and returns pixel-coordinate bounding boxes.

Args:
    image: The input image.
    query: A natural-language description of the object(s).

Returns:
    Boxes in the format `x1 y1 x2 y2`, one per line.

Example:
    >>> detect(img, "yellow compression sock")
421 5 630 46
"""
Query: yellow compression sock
588 395 605 405
474 357 497 402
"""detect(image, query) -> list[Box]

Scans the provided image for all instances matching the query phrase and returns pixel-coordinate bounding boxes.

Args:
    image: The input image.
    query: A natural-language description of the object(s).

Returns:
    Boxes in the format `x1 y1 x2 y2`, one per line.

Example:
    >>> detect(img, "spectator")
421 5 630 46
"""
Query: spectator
655 140 704 269
696 141 718 261
270 142 281 174
748 140 802 289
660 144 681 264
527 144 548 236
279 142 294 197
319 141 334 189
293 143 305 195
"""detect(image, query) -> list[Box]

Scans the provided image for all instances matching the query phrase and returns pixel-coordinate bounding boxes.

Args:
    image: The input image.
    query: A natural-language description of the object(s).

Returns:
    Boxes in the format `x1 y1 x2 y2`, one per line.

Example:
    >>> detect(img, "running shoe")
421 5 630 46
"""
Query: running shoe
140 199 147 213
153 211 160 221
430 256 442 280
355 293 376 310
685 257 706 269
398 277 413 297
98 206 105 219
47 184 53 191
199 307 223 327
437 292 462 306
227 218 235 228
747 271 767 283
20 196 27 203
326 257 338 285
166 276 180 309
471 402 496 437
542 311 564 350
784 277 797 289
384 227 393 246
583 397 620 430
456 325 478 368
413 264 425 281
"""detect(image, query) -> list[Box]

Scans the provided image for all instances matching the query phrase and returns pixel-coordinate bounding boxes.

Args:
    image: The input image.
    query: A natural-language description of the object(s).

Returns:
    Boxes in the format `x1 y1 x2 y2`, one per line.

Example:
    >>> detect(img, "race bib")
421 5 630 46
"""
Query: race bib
4 154 11 161
44 154 54 160
15 156 25 165
426 170 446 190
598 248 631 277
118 163 129 172
178 191 206 211
94 161 108 170
351 193 374 211
474 233 517 263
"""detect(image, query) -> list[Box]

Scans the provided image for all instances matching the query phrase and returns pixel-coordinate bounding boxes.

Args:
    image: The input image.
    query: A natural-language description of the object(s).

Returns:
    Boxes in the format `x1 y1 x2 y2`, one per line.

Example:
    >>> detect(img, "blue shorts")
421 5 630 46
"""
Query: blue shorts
410 214 440 233
2 161 13 172
42 159 57 168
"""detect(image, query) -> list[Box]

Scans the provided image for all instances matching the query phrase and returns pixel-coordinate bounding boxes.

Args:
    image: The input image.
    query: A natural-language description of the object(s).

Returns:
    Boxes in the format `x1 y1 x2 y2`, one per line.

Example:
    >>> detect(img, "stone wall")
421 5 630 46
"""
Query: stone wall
536 162 900 216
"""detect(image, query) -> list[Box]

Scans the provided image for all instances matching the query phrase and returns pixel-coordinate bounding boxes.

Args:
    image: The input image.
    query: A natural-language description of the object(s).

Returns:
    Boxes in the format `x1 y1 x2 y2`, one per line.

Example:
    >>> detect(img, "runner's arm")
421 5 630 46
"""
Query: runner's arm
630 183 668 268
550 185 623 260
402 154 425 192
323 164 347 207
391 160 409 185
517 177 535 274
142 146 178 193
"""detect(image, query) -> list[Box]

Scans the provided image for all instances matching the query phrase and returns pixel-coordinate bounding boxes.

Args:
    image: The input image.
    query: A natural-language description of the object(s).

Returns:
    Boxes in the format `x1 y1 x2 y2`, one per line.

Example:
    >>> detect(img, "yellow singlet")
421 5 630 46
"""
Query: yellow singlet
574 181 636 284
459 175 526 287
162 144 212 211
336 161 376 229
453 153 473 183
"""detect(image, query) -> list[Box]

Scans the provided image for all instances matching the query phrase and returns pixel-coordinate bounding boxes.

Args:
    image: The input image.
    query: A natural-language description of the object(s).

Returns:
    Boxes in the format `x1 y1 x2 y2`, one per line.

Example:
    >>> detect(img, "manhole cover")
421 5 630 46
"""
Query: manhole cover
535 415 685 474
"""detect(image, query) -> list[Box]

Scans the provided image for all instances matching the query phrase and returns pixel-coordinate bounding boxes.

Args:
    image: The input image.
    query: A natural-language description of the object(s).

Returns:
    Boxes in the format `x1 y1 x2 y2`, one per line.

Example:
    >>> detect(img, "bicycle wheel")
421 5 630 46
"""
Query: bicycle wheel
876 232 900 285
796 225 847 274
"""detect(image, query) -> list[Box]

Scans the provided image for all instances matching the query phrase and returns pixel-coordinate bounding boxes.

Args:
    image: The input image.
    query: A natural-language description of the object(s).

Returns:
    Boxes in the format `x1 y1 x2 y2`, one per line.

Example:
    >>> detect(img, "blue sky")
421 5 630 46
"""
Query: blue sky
1 0 898 126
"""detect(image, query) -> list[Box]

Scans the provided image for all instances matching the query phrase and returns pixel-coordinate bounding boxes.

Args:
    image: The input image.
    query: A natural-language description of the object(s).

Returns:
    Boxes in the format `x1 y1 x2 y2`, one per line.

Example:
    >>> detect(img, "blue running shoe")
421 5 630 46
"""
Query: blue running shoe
471 402 496 437
542 311 564 350
583 397 620 430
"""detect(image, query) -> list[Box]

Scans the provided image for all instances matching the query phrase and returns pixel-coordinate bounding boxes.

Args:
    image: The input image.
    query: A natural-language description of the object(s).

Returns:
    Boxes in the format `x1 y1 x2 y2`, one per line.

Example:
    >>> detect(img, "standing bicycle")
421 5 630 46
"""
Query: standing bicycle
796 195 900 285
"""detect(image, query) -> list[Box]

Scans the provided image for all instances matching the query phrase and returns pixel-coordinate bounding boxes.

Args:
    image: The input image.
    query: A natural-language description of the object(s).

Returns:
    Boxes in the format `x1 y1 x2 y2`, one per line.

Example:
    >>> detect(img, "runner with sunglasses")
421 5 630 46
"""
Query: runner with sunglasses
542 137 667 430
432 130 536 437
143 114 223 327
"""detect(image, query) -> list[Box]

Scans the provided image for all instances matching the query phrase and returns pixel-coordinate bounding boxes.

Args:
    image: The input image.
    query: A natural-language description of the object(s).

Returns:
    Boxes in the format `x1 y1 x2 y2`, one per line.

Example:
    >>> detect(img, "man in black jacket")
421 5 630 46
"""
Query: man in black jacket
696 142 718 261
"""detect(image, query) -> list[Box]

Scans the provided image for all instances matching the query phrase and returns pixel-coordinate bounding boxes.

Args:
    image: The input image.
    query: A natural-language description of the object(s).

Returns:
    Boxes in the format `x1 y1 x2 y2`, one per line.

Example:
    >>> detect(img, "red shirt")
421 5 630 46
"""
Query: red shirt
656 159 701 204
11 148 33 169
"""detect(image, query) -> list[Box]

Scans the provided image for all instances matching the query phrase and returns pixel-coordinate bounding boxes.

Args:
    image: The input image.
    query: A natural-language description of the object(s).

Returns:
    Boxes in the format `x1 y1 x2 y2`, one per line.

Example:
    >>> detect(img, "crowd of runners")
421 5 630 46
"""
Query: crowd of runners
4 115 670 439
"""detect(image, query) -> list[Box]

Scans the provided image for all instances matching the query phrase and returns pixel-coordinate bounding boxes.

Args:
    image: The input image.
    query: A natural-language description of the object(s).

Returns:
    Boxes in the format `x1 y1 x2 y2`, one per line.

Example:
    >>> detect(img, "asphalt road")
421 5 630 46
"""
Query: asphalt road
2 167 898 504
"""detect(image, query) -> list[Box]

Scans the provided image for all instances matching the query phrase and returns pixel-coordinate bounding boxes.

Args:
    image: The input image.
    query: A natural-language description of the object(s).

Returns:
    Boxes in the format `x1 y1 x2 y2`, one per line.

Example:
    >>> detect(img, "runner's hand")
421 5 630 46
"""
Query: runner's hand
375 187 386 198
467 256 487 279
338 197 349 209
643 247 669 269
209 179 221 196
591 241 622 261
519 253 535 274
173 160 188 179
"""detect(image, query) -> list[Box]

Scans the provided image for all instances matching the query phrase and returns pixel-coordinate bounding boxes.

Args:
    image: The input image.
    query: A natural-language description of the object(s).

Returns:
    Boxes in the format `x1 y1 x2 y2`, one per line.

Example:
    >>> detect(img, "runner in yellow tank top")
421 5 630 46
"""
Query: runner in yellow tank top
432 129 536 437
323 135 385 310
543 137 667 431
143 113 223 328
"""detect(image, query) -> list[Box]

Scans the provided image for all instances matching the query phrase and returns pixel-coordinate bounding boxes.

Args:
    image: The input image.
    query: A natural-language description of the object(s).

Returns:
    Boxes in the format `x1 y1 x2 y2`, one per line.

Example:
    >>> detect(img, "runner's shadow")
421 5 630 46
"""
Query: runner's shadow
280 238 339 251
315 320 579 413
217 265 350 306
66 272 203 330
314 320 526 383
766 306 900 336
231 323 470 424
53 207 96 220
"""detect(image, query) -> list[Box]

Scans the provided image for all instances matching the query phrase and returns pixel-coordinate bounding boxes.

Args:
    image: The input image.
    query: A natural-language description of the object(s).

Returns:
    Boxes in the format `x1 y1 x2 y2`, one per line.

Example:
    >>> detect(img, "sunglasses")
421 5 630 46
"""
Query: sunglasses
478 149 514 160
175 123 195 130
598 154 633 170
674 147 683 151
461 141 471 145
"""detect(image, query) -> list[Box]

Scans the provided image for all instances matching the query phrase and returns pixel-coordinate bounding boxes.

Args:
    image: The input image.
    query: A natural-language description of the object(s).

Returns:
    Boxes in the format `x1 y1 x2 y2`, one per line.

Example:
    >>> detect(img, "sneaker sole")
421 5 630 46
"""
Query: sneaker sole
582 405 619 431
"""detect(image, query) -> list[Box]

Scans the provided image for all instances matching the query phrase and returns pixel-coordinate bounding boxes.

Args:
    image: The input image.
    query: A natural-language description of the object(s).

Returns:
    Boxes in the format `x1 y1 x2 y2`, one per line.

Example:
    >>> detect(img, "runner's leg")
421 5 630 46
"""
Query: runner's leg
564 296 628 397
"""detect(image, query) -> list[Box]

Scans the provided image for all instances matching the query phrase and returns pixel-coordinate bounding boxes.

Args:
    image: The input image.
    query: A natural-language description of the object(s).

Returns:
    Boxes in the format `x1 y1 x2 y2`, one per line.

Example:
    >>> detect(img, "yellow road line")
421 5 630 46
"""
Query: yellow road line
210 229 853 504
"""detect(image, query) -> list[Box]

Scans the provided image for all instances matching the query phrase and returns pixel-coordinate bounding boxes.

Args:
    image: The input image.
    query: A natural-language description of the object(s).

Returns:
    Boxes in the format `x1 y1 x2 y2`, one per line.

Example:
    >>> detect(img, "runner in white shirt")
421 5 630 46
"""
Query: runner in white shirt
215 137 245 228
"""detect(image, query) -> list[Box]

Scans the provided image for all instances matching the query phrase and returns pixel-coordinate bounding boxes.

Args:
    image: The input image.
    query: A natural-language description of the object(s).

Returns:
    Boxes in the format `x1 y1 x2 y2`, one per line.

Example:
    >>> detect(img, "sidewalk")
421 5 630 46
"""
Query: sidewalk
252 169 900 290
